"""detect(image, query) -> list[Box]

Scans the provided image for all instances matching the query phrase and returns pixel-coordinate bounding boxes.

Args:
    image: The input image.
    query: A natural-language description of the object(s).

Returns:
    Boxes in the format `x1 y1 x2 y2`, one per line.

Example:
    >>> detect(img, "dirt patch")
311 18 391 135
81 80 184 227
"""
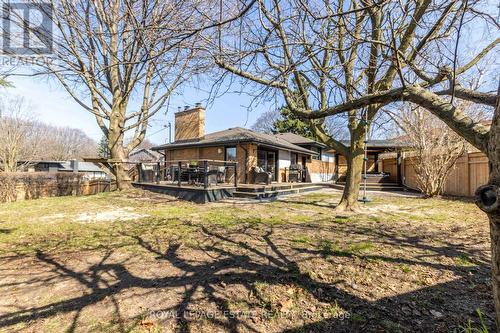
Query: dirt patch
75 207 148 223
40 213 67 222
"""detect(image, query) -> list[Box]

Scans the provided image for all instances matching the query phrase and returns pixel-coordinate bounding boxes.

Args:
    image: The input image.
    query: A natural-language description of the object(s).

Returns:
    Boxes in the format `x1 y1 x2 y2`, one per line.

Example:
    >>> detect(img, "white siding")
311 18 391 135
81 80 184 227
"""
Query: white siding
309 172 335 182
321 151 335 163
278 150 291 169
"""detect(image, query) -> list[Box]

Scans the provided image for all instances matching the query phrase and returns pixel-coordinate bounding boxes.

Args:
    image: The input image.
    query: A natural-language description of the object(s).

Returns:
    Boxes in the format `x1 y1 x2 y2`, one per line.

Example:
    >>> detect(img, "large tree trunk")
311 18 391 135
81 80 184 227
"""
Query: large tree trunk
475 83 500 328
108 117 131 191
111 151 131 190
489 213 500 330
336 127 365 212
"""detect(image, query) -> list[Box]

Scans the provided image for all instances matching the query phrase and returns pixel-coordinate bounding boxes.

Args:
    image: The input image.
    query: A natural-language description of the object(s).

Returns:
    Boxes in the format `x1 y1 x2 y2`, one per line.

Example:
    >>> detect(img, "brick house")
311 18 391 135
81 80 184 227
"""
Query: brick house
151 105 337 184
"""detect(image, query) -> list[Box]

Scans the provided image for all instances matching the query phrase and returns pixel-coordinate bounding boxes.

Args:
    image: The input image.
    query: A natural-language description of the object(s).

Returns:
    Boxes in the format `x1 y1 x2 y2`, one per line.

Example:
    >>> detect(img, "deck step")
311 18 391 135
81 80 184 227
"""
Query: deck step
236 182 316 193
337 174 394 184
330 183 417 192
233 185 324 200
336 182 401 187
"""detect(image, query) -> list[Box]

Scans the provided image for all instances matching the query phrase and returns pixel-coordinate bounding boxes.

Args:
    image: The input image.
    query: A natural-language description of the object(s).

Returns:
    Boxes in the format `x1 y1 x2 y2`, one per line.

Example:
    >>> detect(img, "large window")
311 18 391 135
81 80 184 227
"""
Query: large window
225 146 237 161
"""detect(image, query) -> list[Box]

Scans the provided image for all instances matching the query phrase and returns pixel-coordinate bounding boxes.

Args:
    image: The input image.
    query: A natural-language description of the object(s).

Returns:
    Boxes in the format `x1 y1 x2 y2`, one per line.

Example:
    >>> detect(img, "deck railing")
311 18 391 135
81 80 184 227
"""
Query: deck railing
134 160 238 189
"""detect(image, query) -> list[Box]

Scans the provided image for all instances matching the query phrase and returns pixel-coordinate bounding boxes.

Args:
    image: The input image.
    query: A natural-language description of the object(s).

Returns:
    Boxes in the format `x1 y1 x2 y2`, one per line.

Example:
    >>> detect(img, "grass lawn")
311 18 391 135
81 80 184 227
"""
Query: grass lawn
0 189 493 332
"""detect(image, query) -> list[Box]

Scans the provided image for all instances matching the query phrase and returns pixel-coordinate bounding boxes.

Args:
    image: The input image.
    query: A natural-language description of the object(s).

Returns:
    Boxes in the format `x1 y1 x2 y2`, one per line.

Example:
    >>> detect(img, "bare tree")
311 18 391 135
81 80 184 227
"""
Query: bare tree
209 0 500 323
39 126 97 160
209 0 497 211
251 109 280 134
390 106 467 197
128 138 156 150
0 97 43 171
10 0 204 189
0 96 97 169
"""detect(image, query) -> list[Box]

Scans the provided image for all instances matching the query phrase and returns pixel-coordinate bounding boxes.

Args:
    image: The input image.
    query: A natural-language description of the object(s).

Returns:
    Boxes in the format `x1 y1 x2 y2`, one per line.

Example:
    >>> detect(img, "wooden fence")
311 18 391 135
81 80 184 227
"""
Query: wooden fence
0 172 117 203
80 180 117 196
381 151 489 197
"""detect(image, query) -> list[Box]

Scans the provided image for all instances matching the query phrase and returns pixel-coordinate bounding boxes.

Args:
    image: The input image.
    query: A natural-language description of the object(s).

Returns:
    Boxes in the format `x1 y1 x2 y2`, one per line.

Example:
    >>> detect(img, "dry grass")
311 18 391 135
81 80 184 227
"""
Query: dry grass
0 188 493 332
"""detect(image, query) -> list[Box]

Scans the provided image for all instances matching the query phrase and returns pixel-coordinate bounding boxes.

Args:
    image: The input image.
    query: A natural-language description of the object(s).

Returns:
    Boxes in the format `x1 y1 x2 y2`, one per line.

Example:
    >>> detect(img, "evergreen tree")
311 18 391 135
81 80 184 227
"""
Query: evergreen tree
273 105 316 139
97 135 110 158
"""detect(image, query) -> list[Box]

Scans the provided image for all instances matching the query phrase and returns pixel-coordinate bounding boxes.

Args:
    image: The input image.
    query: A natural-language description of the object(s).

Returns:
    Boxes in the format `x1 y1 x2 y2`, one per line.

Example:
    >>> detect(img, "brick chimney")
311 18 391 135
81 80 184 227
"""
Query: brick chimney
174 103 205 141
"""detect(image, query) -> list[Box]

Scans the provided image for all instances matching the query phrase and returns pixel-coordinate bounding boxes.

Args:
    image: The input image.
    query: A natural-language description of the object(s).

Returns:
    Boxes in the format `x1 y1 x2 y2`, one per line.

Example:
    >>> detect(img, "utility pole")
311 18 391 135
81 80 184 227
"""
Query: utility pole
166 122 172 143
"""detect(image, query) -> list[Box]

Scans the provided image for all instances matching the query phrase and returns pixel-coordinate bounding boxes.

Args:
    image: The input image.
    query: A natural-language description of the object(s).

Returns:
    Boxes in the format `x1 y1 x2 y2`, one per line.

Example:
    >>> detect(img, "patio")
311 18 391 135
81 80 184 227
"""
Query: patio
134 160 239 188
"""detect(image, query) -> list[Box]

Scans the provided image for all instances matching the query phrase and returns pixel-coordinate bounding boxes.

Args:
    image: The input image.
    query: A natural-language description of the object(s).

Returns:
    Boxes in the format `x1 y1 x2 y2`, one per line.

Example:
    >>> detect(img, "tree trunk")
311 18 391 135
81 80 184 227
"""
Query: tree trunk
475 82 500 328
488 211 500 330
108 119 131 191
112 153 131 190
336 127 365 212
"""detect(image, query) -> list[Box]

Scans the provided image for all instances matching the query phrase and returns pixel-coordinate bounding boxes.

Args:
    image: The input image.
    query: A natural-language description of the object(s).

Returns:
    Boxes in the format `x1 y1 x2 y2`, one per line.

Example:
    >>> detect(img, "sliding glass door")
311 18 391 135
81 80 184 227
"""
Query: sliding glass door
257 149 277 181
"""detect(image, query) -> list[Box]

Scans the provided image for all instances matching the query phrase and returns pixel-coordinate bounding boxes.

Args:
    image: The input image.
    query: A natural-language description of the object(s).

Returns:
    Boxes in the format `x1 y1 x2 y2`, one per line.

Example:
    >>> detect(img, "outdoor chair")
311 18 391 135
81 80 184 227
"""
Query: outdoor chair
253 166 272 185
206 166 223 185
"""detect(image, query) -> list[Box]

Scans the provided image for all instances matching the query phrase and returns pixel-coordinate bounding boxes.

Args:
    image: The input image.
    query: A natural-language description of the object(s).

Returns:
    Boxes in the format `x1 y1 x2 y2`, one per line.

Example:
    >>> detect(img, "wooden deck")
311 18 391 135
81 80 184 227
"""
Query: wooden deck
132 181 329 203
132 181 236 203
233 182 326 199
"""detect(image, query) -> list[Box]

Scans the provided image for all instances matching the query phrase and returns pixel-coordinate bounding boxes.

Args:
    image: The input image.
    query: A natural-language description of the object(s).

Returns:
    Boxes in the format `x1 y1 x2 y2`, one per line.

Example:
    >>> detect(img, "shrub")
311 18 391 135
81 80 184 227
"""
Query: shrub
0 172 85 202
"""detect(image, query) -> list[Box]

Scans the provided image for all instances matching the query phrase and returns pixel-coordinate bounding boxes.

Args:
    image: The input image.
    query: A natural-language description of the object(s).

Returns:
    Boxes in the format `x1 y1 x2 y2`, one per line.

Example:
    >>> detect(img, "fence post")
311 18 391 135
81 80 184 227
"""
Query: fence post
178 161 182 187
465 152 471 196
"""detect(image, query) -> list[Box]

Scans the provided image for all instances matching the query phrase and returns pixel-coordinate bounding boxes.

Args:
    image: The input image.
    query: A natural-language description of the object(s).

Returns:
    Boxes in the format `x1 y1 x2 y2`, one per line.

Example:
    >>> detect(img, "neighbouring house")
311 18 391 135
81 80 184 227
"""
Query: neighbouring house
151 105 407 185
129 148 163 163
18 160 108 180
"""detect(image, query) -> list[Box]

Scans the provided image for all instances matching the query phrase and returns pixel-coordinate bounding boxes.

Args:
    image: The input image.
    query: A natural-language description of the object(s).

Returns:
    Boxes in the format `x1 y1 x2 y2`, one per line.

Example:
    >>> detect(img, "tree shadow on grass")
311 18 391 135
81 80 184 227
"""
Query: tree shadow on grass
0 221 494 332
274 198 339 209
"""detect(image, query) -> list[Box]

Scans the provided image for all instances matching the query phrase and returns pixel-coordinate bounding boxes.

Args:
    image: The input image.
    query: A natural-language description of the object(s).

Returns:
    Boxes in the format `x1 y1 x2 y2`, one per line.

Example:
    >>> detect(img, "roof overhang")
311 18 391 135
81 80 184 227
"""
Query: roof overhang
152 139 318 156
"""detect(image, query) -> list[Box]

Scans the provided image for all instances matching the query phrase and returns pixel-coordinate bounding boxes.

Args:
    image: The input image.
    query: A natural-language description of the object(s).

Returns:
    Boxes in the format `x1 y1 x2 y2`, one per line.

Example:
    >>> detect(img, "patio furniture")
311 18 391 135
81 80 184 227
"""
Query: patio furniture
215 166 226 184
253 166 272 185
206 166 222 185
288 164 303 182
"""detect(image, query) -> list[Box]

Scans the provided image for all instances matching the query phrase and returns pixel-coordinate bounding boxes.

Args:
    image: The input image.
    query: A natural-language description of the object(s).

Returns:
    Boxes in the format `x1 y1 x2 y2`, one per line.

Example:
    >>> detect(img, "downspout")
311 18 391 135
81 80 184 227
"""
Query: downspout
160 150 167 181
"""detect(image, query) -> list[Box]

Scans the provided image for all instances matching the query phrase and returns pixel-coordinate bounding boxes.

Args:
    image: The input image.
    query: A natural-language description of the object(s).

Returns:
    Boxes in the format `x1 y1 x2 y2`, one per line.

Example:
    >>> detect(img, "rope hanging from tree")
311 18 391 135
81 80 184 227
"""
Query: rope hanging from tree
360 109 370 204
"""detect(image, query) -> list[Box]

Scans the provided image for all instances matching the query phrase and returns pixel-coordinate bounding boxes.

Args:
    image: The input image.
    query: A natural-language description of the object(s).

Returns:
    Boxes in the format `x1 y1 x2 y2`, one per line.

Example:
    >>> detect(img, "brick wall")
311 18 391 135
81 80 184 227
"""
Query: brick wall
174 107 205 141
307 159 336 182
199 146 224 160
163 143 257 184
165 148 200 161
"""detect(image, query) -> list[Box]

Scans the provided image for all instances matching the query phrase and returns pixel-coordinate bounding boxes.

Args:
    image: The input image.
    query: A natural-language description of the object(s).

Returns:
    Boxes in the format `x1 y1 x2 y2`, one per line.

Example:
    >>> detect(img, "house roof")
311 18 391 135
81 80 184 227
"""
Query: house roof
152 127 318 155
59 161 104 173
339 139 410 148
274 132 327 148
130 148 162 160
23 160 105 173
275 133 408 150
